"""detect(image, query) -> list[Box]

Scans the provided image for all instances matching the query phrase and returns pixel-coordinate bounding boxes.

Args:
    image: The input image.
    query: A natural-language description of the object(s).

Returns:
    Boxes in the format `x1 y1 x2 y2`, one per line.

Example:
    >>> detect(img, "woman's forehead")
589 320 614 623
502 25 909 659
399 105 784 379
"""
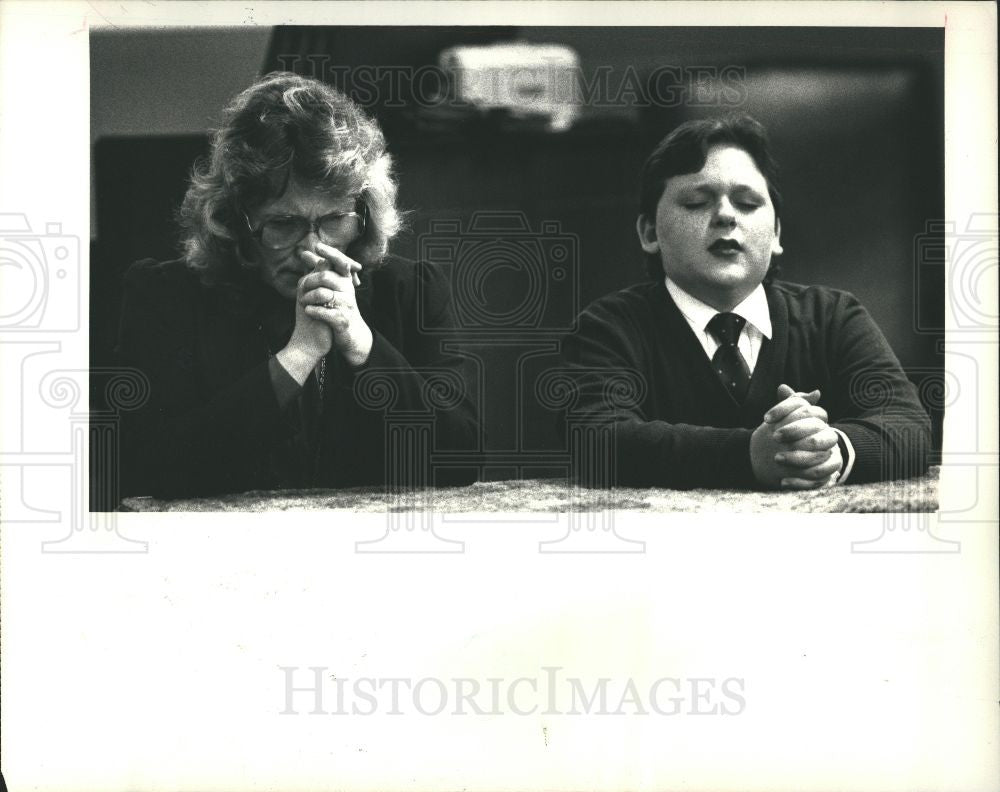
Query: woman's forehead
260 177 355 214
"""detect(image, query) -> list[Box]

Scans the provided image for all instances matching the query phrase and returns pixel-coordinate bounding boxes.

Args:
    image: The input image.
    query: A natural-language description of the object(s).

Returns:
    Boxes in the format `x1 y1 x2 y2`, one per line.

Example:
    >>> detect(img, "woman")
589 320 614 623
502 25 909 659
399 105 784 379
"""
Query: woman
117 72 478 498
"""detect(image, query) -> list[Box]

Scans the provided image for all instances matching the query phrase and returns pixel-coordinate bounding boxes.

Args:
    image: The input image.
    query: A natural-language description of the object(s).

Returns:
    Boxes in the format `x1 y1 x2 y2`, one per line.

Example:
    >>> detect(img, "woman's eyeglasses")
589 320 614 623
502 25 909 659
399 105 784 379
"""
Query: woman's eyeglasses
244 203 367 250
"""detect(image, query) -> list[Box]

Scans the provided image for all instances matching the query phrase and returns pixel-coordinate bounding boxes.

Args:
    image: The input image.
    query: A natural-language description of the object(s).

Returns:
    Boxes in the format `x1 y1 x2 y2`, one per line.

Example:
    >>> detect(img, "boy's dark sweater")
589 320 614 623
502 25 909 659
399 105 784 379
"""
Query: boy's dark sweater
562 279 931 489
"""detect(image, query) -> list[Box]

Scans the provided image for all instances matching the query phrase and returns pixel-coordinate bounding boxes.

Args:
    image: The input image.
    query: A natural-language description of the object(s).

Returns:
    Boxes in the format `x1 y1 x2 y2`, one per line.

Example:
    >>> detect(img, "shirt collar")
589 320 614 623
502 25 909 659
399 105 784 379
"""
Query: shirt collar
665 277 772 339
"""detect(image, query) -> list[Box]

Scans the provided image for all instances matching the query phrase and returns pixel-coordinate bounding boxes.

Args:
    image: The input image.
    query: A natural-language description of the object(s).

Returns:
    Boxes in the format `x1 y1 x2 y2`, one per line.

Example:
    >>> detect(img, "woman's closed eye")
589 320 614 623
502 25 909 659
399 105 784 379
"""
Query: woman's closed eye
264 215 302 228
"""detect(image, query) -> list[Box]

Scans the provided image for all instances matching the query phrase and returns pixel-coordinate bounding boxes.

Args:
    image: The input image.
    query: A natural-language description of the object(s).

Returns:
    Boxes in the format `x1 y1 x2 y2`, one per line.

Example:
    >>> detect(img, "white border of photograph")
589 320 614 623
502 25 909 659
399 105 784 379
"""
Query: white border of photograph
1 2 997 791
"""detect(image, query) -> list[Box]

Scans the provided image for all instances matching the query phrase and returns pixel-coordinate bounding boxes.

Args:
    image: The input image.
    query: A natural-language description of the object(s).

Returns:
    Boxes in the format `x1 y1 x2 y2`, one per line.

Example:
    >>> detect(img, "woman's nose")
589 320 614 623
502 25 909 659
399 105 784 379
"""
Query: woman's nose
296 226 322 254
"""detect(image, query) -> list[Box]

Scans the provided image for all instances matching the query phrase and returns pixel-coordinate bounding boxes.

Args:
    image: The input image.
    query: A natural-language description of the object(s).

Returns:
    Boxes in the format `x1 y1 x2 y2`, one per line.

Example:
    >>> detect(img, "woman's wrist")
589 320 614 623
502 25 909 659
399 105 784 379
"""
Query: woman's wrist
341 324 373 369
275 344 323 386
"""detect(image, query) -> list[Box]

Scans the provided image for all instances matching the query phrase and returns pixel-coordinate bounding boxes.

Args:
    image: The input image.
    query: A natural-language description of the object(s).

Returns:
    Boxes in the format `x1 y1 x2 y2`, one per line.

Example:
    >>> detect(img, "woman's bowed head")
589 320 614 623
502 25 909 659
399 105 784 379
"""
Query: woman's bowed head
118 71 478 497
178 72 403 376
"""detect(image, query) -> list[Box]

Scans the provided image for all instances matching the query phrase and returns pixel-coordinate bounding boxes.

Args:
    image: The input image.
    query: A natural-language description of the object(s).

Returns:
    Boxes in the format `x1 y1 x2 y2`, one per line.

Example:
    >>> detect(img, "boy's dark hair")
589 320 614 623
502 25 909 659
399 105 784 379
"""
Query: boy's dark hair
639 114 783 280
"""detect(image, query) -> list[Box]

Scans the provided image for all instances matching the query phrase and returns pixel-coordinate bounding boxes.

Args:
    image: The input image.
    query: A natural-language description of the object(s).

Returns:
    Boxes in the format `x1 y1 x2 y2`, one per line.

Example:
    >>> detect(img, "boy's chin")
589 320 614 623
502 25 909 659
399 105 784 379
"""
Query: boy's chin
704 264 766 291
683 274 762 310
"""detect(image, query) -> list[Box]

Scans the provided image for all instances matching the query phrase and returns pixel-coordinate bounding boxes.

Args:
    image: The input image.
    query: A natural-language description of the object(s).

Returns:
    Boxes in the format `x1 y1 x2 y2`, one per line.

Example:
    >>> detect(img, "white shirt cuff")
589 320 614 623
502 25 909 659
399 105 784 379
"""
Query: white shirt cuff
832 427 856 483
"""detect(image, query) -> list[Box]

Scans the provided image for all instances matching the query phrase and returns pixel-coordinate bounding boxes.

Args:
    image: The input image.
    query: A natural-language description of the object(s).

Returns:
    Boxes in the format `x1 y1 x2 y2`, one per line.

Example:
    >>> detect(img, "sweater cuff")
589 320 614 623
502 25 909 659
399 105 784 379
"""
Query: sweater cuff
732 430 758 488
268 355 304 409
833 423 883 483
832 427 856 483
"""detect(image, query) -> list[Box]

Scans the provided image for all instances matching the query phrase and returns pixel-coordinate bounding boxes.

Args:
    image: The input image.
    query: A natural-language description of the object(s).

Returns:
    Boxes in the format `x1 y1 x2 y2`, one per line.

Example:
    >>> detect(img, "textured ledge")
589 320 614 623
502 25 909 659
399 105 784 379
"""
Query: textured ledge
121 467 939 513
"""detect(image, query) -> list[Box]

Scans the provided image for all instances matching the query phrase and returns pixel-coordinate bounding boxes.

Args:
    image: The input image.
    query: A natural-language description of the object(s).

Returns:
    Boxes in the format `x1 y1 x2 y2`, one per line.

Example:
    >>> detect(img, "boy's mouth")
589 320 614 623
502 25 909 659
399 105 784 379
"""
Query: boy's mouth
709 238 743 253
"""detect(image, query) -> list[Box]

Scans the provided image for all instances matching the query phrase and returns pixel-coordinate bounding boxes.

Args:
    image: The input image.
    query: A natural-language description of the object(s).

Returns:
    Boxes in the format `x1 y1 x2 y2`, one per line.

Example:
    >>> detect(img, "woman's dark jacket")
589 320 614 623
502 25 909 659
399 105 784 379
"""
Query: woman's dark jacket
116 255 479 498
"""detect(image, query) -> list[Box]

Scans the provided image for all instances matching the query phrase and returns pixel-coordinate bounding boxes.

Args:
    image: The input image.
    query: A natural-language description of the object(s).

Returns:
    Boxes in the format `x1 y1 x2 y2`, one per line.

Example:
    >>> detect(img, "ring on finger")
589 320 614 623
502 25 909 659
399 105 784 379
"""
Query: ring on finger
324 295 336 309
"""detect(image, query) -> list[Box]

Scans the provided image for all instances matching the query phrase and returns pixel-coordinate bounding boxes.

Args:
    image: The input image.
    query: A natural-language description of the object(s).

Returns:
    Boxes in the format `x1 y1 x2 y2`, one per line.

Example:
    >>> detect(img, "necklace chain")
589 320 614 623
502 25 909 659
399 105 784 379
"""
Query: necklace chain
316 357 326 397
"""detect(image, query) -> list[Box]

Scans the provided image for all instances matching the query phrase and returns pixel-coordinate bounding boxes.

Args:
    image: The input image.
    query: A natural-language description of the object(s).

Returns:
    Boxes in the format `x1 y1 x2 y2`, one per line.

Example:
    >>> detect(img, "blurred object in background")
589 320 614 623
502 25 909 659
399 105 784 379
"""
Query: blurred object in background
265 25 513 135
435 42 581 132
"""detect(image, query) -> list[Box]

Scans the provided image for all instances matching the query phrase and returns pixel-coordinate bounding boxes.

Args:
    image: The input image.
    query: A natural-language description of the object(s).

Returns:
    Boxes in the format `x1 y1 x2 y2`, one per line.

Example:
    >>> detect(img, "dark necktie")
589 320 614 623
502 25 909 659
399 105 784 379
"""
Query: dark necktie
707 312 751 402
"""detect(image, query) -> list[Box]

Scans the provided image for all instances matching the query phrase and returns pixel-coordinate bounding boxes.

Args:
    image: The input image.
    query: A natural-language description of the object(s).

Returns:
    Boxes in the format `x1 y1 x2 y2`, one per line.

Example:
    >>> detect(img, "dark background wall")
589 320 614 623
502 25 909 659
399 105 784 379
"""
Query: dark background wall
91 26 944 472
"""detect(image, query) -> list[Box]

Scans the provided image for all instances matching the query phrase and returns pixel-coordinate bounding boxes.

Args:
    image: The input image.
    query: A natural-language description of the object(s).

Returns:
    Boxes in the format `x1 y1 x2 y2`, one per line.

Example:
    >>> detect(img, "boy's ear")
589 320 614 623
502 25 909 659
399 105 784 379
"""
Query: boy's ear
771 217 783 257
636 214 659 255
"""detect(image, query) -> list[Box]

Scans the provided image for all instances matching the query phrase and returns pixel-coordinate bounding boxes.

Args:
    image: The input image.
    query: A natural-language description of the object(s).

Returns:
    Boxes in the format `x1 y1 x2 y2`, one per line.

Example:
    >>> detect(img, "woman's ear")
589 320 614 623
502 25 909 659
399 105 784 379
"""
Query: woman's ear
235 232 259 268
234 207 260 267
636 213 660 255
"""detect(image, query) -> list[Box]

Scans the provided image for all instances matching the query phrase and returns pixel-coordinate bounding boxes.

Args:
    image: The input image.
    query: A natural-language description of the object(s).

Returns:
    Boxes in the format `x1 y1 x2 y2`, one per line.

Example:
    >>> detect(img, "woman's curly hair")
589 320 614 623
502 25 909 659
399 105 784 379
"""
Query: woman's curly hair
178 72 401 285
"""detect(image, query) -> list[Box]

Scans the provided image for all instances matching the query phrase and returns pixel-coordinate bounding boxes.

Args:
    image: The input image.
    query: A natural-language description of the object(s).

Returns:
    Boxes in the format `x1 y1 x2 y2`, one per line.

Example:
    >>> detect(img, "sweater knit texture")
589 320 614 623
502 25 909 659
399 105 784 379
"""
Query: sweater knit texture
562 279 931 489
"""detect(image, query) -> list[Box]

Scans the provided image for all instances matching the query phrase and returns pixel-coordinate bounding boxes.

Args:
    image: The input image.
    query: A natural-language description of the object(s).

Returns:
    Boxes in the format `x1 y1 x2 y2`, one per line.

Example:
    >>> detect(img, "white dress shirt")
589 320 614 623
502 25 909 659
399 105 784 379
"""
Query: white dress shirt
665 277 855 482
666 278 772 369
